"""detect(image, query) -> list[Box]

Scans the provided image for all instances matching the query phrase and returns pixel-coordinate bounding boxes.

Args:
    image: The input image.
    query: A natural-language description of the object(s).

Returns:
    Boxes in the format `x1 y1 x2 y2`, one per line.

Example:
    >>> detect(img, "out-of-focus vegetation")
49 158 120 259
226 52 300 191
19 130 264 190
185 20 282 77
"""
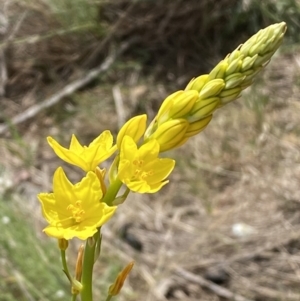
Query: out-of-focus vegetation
4 0 300 98
1 0 300 300
0 198 67 300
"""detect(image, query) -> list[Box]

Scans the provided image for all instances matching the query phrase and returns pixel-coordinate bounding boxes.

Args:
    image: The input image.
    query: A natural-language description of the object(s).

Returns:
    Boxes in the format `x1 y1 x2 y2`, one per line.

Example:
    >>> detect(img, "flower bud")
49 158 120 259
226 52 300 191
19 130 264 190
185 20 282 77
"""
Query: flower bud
199 79 225 99
95 167 107 195
224 73 246 89
219 87 242 105
157 90 198 123
71 279 83 295
58 238 68 251
75 244 84 281
184 115 212 138
117 115 147 149
169 91 198 119
108 155 120 184
155 91 179 123
108 261 134 296
185 74 209 92
240 22 286 58
149 119 189 152
225 56 243 75
208 61 228 79
190 97 219 120
241 55 257 72
242 67 262 83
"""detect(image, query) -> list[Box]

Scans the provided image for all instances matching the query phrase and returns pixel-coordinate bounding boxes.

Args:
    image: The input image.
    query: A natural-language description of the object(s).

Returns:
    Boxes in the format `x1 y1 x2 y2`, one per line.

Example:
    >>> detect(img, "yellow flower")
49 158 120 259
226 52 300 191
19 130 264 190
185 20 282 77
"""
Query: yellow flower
47 131 117 172
38 167 116 240
118 136 175 193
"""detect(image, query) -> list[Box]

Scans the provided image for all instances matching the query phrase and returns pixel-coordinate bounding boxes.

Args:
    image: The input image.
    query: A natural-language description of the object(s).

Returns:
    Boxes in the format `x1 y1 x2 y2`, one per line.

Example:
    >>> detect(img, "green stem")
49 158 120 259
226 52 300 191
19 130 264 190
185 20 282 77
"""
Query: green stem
122 187 130 200
80 232 98 301
102 178 123 206
94 228 102 263
105 295 113 301
112 187 131 205
60 250 72 282
71 294 77 301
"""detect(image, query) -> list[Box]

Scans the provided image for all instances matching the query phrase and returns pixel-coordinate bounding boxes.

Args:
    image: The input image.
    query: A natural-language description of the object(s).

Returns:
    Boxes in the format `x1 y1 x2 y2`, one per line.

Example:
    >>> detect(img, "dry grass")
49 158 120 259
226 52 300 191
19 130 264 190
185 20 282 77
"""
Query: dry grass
1 0 300 301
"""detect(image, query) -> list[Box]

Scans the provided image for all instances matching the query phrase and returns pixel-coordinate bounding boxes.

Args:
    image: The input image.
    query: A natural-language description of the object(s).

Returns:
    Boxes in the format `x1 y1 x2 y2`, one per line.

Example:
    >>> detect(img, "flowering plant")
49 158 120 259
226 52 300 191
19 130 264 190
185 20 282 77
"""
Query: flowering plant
38 22 287 301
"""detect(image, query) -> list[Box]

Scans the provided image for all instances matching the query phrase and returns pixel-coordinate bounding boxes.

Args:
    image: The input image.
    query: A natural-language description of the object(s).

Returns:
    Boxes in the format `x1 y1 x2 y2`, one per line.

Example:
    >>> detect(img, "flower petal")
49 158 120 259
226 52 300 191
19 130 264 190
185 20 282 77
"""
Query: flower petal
69 134 84 152
47 136 88 170
145 159 175 184
138 139 160 161
120 136 137 162
48 131 116 172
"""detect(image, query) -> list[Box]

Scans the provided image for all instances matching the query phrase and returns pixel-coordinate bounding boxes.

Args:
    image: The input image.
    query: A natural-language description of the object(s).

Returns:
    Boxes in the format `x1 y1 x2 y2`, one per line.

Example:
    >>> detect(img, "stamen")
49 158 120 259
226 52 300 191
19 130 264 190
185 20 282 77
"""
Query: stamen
55 216 74 227
133 159 144 167
148 170 154 176
66 200 86 223
134 169 142 177
140 171 149 179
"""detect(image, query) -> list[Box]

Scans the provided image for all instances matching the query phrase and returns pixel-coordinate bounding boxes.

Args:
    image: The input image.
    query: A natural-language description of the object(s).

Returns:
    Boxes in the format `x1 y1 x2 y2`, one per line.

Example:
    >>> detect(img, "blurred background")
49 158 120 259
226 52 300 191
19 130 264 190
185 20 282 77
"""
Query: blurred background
1 0 300 300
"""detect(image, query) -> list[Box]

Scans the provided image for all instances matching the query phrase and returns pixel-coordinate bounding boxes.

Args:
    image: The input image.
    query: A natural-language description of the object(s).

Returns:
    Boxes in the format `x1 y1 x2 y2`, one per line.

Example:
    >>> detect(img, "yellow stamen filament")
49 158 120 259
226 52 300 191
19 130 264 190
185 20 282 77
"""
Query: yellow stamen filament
133 159 143 167
132 159 154 181
67 201 85 223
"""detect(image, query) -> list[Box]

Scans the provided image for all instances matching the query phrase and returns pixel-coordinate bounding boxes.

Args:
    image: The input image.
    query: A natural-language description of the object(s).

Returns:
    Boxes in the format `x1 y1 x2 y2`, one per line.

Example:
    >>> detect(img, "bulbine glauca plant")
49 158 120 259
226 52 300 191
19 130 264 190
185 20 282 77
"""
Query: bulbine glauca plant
38 22 287 301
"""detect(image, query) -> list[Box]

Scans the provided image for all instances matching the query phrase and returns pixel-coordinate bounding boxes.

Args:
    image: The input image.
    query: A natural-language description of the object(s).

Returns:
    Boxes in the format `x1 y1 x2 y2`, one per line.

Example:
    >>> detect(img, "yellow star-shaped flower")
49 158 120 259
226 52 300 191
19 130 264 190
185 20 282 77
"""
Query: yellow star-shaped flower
38 167 116 240
47 131 117 172
118 136 175 193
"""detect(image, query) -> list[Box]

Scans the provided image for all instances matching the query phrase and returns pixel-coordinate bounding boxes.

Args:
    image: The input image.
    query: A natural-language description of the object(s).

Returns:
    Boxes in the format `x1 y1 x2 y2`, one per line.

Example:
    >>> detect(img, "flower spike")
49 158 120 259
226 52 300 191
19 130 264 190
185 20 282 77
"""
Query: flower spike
144 22 287 152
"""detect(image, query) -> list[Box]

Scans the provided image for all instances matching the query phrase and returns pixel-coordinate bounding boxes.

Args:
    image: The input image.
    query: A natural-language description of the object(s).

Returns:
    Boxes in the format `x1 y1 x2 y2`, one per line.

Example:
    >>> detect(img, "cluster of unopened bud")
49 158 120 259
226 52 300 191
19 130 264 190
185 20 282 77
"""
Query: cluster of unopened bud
142 22 287 152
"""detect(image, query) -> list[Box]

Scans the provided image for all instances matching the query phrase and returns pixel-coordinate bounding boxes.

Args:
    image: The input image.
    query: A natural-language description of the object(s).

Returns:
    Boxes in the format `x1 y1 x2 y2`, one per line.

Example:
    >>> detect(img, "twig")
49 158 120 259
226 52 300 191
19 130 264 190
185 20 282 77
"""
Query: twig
0 4 27 96
83 0 138 67
175 267 254 301
185 230 300 270
0 33 7 97
13 270 35 301
0 5 8 96
112 85 126 129
6 10 27 42
250 284 300 301
0 39 136 135
0 23 95 50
